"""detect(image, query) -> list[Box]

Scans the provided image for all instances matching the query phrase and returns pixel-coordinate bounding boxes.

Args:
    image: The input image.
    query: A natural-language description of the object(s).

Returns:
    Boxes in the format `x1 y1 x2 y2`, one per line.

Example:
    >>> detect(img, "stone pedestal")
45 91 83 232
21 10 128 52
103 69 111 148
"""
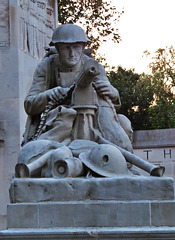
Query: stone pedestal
9 177 174 203
133 129 175 182
1 177 175 239
0 0 57 229
1 227 175 240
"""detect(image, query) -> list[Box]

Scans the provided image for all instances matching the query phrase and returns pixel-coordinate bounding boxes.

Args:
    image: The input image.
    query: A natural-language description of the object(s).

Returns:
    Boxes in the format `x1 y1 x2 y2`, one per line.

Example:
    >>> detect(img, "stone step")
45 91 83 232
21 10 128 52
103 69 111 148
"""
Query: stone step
1 227 175 240
7 200 175 229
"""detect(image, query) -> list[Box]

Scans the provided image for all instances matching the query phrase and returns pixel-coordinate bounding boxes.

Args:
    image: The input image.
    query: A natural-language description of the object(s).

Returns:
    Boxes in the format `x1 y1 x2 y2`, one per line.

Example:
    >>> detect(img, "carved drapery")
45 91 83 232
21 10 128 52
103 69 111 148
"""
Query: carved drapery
0 0 10 47
19 0 56 58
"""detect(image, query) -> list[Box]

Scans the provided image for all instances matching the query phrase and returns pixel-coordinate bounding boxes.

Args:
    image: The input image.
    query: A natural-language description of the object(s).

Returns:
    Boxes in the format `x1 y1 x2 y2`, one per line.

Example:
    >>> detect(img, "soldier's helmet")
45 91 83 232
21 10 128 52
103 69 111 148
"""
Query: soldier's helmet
79 144 131 177
49 24 91 46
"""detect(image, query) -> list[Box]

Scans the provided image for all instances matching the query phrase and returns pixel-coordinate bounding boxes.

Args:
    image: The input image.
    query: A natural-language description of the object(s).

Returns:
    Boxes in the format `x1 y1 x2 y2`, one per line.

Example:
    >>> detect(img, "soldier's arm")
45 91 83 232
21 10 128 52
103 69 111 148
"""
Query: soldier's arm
24 59 49 115
24 58 70 115
93 64 121 110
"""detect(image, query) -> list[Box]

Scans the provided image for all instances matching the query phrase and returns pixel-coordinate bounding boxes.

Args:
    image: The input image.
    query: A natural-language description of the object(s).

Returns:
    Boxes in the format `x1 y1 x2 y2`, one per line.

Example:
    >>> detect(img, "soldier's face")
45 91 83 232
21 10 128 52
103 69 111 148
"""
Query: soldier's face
56 43 84 68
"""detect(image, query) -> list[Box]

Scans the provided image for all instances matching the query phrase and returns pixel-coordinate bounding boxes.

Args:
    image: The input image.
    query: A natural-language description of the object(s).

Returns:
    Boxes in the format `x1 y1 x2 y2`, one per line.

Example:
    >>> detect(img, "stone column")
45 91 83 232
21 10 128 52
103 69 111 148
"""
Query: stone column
0 0 57 229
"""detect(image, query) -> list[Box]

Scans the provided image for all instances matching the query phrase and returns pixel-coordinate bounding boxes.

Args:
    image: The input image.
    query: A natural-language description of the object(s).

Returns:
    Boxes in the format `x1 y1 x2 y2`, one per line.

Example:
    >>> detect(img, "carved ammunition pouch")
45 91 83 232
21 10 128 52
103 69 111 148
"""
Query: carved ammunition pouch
22 115 40 146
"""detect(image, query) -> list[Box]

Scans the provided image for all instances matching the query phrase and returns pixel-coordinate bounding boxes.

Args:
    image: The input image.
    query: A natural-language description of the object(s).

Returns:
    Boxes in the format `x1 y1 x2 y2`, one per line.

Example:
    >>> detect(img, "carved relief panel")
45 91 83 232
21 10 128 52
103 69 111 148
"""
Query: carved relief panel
0 0 10 47
19 0 56 58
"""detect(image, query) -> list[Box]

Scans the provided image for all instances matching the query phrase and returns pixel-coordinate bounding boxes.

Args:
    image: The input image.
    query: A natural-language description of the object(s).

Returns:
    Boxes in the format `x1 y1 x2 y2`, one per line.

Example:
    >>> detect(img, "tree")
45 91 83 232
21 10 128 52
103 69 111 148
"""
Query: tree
144 46 175 129
144 46 175 100
57 0 123 58
109 47 175 130
108 67 154 130
147 46 175 86
148 99 175 129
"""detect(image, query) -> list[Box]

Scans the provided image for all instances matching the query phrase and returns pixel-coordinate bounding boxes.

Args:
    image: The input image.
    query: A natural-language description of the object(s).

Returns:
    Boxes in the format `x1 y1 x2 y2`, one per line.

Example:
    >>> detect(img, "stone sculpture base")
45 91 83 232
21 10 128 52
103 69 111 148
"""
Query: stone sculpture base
1 177 175 239
1 227 175 239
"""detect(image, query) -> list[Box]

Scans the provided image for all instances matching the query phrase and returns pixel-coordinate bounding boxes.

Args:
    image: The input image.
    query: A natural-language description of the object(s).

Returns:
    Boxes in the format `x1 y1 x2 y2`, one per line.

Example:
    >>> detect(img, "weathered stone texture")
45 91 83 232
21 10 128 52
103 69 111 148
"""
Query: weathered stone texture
9 177 175 203
0 0 10 47
7 177 175 230
133 128 175 148
133 129 175 184
1 227 175 239
19 0 56 58
7 200 175 229
0 0 57 230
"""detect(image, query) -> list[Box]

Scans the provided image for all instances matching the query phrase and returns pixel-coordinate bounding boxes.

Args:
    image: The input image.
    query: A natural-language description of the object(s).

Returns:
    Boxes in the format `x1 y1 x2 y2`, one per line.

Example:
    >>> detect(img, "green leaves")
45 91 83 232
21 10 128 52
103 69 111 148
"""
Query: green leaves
108 46 175 130
146 46 175 129
107 67 154 130
57 0 123 56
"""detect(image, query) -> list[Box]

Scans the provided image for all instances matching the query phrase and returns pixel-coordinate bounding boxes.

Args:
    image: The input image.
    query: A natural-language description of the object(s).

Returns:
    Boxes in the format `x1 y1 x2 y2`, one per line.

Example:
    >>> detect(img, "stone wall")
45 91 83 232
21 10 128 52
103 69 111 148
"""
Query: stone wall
0 0 10 47
133 128 175 178
0 0 57 230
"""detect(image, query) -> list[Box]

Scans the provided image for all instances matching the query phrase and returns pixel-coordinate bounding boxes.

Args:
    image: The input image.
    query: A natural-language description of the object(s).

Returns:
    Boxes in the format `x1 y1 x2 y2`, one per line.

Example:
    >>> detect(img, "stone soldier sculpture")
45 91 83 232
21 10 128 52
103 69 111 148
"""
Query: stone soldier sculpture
15 24 164 178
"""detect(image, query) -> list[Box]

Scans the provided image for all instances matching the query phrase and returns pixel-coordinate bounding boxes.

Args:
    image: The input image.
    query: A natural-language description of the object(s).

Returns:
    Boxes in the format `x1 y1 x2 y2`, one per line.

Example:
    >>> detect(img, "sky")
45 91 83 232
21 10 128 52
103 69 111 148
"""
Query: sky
99 0 175 73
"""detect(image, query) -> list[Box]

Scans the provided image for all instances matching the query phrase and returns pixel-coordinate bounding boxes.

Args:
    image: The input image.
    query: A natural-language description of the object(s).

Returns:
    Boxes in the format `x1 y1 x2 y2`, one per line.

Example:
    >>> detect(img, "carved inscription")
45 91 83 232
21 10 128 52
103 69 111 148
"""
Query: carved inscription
37 1 46 9
134 147 175 163
19 0 56 58
0 0 10 47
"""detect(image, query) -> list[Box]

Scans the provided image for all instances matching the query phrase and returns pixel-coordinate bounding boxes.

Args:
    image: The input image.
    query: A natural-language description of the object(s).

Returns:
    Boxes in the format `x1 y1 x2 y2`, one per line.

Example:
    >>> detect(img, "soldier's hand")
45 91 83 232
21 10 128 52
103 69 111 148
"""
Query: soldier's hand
47 86 68 103
47 85 75 104
48 87 61 103
94 82 119 101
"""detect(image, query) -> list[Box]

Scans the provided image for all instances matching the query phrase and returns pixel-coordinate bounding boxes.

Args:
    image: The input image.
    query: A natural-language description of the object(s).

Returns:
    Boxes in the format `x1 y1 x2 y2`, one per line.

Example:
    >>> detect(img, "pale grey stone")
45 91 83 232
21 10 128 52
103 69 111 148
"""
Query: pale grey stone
0 99 19 121
7 204 39 229
151 201 175 227
38 201 150 228
19 0 56 57
2 0 174 233
0 1 9 47
133 128 175 148
9 177 174 203
1 227 175 240
18 23 149 179
0 63 19 100
162 161 174 178
7 201 150 228
7 199 175 229
0 0 58 229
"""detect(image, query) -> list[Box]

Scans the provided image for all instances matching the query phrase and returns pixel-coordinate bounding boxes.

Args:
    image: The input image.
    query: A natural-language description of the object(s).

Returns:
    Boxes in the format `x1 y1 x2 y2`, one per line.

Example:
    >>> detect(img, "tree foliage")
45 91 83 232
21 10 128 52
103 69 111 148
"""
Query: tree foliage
148 99 175 129
148 46 175 86
108 67 154 130
144 46 175 100
57 0 123 57
108 47 175 130
145 46 175 129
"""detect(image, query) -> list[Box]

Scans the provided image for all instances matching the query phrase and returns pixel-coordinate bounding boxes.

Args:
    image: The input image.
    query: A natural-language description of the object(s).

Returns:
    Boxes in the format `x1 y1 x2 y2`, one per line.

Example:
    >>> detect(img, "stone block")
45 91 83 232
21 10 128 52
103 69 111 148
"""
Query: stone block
162 161 174 178
0 0 58 230
38 201 150 228
7 204 38 229
0 1 9 47
0 99 19 121
2 227 175 240
151 201 175 227
133 129 175 148
8 201 150 228
9 177 174 203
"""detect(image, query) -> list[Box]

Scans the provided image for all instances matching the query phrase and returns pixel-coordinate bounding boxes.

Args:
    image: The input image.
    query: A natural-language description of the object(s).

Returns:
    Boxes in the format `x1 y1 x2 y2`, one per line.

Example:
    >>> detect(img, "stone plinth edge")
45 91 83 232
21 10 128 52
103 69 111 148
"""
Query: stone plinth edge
7 200 175 228
1 227 175 239
9 176 174 203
